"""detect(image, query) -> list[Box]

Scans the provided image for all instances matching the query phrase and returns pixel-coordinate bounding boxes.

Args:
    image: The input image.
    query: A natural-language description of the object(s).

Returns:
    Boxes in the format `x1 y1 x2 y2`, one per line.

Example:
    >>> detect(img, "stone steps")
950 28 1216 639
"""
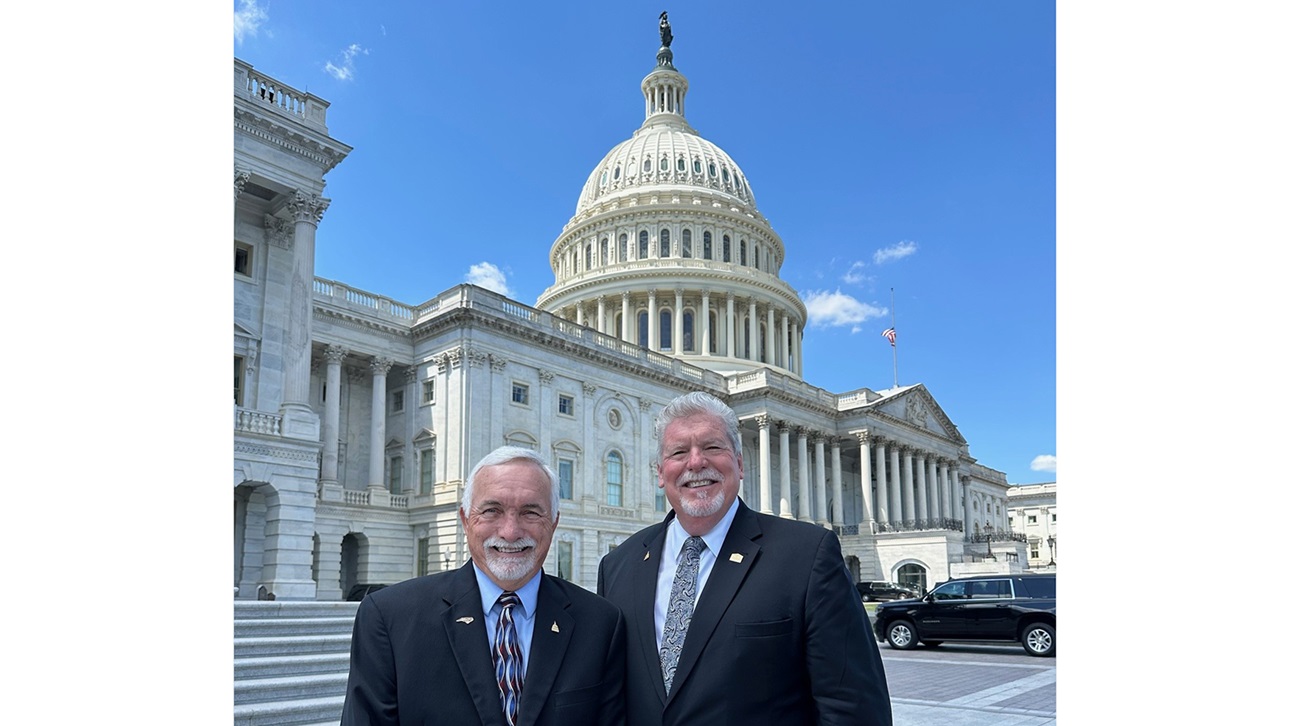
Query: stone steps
233 601 358 726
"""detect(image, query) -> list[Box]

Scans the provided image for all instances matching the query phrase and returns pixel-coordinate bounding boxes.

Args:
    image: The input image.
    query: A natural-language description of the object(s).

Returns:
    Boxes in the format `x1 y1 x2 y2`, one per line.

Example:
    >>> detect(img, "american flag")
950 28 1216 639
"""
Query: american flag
882 327 897 346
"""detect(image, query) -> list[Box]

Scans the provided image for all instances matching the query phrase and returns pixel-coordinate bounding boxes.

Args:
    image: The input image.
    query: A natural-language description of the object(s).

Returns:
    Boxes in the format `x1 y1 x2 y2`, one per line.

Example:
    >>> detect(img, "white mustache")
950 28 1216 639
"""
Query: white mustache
678 468 722 486
485 536 536 552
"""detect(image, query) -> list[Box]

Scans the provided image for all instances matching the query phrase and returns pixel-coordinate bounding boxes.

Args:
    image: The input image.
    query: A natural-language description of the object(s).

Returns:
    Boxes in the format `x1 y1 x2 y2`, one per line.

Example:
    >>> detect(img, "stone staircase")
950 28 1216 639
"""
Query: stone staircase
234 601 359 726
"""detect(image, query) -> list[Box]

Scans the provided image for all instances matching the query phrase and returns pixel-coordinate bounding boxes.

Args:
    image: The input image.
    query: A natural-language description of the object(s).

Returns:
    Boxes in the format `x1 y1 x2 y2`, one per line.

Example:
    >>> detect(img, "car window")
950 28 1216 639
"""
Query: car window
1018 577 1056 598
931 581 968 600
967 579 1012 599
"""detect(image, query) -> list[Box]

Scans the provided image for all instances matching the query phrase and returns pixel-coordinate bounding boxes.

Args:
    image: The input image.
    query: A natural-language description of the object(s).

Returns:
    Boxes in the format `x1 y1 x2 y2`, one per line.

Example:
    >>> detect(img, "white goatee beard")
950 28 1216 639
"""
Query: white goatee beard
677 468 725 518
483 536 539 582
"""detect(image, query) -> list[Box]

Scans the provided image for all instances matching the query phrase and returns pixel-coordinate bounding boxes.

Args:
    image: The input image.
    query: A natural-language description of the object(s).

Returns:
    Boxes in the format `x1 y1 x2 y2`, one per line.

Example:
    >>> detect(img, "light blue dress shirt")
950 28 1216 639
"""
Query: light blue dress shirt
473 564 541 679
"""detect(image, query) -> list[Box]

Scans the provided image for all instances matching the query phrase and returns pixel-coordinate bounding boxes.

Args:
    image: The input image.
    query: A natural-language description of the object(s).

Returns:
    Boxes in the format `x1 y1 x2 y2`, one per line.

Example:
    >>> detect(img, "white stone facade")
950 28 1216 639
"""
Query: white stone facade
233 45 1022 602
1007 482 1058 570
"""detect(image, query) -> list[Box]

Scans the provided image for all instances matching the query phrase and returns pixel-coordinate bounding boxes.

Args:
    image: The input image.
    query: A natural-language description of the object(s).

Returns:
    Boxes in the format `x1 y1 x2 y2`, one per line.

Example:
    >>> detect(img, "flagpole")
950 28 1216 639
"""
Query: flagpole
890 288 898 388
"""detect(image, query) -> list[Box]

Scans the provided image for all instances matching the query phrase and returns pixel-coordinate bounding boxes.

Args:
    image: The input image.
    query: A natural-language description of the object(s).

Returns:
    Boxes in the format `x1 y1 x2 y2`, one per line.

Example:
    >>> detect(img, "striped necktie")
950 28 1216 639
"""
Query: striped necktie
492 591 524 725
659 535 705 695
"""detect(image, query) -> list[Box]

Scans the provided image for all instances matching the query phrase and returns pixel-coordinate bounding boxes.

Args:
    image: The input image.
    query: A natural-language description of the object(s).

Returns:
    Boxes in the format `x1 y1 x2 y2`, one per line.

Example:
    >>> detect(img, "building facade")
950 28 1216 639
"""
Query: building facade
233 35 1024 602
1007 482 1058 570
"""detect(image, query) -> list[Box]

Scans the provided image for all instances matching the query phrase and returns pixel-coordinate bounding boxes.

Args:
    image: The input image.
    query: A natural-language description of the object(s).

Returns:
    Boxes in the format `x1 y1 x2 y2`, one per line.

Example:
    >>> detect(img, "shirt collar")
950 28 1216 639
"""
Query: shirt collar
471 562 541 618
666 497 741 561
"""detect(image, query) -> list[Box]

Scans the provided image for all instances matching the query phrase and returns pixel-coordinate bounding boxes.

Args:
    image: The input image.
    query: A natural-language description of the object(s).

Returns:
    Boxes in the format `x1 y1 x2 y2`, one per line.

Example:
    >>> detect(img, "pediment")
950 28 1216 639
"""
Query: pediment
412 427 436 444
234 322 259 340
873 385 964 443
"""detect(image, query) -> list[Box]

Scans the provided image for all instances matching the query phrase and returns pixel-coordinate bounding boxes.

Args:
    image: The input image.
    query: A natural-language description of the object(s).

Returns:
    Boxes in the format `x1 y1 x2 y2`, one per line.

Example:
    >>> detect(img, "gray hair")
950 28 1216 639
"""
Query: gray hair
461 446 560 518
653 391 742 465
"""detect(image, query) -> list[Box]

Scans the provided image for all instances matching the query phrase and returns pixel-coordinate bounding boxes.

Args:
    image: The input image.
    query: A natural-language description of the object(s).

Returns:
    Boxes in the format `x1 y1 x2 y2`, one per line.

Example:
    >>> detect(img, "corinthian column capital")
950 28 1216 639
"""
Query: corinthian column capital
287 190 331 226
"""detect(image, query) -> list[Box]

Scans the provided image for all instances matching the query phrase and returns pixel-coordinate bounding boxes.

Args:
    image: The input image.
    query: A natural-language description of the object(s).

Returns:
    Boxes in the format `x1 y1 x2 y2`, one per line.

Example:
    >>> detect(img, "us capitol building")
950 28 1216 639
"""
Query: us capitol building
233 23 1023 602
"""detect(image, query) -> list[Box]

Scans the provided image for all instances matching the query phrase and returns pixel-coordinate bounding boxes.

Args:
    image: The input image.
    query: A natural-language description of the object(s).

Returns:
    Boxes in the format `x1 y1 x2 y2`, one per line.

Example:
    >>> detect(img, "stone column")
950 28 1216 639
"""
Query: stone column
796 428 811 521
813 435 828 526
648 289 658 350
873 437 888 526
368 357 393 490
279 191 330 440
914 451 928 525
951 466 963 523
673 289 683 352
258 484 319 600
597 295 606 334
855 432 873 527
780 316 789 372
766 306 776 367
933 459 947 522
749 298 759 363
900 447 916 526
320 345 346 486
777 423 792 517
960 473 973 534
830 437 843 528
756 415 772 515
621 292 631 342
575 302 584 326
725 294 736 357
888 442 903 523
700 289 711 356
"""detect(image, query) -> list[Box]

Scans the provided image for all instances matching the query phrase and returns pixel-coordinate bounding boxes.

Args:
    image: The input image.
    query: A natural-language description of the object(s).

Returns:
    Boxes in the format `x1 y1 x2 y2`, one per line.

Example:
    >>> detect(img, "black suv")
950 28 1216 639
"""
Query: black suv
856 581 918 602
872 573 1056 656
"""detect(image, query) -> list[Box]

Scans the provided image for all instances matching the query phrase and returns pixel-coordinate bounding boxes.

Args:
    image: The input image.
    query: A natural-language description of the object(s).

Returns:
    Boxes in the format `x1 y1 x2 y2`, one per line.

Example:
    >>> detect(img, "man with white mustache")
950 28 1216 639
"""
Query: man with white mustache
342 446 627 725
597 392 892 726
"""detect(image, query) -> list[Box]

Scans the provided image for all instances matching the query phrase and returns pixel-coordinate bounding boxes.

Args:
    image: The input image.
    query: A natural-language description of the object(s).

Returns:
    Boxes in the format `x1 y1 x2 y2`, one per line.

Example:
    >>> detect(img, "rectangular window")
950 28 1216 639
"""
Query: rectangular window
558 394 574 416
234 356 246 406
234 241 253 276
1030 544 1040 559
418 537 431 577
1027 514 1037 524
512 383 529 405
388 455 403 492
420 448 435 495
390 389 405 414
557 541 574 581
422 378 435 405
558 459 574 500
1051 512 1057 522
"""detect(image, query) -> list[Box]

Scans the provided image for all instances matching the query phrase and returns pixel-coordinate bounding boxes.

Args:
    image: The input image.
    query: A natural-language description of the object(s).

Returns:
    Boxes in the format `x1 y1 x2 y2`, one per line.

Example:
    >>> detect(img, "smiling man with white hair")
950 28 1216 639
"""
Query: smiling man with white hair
342 446 626 726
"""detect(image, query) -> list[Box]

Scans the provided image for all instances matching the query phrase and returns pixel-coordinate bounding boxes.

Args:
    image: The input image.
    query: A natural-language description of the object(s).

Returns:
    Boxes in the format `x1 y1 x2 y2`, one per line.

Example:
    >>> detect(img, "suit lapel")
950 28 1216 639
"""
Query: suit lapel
442 563 505 726
517 574 573 726
632 515 671 703
666 501 762 702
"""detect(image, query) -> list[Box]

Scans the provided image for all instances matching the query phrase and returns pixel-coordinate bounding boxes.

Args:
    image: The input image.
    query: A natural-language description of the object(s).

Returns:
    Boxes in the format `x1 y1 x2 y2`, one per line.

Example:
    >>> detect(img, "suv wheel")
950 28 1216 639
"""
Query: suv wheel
1021 623 1055 657
885 620 918 650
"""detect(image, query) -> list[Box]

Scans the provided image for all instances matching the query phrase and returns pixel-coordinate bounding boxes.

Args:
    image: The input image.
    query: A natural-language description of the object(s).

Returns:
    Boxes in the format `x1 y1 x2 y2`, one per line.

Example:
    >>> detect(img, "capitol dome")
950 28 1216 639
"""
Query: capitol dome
536 24 807 378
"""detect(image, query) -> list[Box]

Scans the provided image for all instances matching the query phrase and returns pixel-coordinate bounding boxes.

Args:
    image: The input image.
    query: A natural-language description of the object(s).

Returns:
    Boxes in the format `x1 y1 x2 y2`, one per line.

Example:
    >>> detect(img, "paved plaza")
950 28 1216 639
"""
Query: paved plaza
880 643 1056 725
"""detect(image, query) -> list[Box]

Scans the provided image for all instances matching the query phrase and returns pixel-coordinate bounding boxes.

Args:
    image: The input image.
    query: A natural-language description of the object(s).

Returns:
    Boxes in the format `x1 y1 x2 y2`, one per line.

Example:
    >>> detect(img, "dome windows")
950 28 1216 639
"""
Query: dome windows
721 167 730 184
682 229 692 258
708 162 716 177
693 158 701 175
660 156 669 172
660 229 671 257
600 170 608 188
702 231 712 260
722 235 731 263
638 230 649 259
614 165 621 180
643 158 652 174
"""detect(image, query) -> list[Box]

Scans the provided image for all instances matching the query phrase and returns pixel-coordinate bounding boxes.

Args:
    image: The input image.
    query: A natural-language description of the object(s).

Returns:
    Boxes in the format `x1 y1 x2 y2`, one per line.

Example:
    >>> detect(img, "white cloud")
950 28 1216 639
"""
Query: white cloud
873 240 918 264
842 260 868 285
802 289 885 332
325 44 369 81
233 0 268 45
1030 455 1057 473
465 262 514 297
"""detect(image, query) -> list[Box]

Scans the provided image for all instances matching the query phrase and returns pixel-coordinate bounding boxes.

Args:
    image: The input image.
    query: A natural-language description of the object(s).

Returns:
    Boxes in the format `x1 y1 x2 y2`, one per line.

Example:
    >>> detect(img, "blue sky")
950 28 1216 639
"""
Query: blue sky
234 0 1057 485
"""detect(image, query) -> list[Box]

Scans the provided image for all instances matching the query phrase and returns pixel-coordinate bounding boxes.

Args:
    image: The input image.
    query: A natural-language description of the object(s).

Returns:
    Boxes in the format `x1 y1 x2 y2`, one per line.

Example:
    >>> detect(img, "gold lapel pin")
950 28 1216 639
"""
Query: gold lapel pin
551 622 560 633
456 616 475 624
729 553 744 564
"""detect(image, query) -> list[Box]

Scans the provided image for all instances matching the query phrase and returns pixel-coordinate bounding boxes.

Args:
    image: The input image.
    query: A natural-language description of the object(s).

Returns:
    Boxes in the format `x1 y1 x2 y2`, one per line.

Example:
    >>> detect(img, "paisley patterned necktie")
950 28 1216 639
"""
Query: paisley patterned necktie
492 591 523 725
659 535 705 695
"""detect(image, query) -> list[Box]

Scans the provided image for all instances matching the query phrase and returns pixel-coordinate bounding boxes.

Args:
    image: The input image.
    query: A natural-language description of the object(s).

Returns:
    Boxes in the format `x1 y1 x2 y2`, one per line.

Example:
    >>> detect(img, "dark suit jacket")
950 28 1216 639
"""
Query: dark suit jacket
341 564 626 726
596 500 891 726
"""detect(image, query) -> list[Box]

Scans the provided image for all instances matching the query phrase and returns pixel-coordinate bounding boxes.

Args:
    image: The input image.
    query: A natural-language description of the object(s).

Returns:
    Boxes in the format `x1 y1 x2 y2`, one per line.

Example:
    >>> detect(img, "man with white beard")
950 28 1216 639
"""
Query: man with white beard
597 392 892 726
342 446 627 726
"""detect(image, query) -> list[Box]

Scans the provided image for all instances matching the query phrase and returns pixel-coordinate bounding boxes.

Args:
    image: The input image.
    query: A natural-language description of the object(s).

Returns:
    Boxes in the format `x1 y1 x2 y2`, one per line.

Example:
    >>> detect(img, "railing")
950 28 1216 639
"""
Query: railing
344 490 369 506
235 59 330 131
235 408 282 436
875 518 964 534
966 531 1029 544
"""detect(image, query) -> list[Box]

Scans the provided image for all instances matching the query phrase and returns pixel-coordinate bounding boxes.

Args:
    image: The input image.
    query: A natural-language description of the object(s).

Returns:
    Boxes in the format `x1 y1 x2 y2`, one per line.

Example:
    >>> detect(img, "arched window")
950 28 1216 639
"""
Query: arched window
660 156 670 172
643 158 652 174
585 243 593 269
682 229 693 258
742 317 750 359
638 311 649 348
618 233 627 262
601 238 609 265
606 451 624 507
638 230 649 259
677 155 686 175
693 158 702 174
660 310 673 350
754 245 760 270
722 235 731 263
758 323 767 362
683 311 695 352
740 240 748 266
614 165 621 180
660 229 671 257
702 231 712 260
708 311 718 353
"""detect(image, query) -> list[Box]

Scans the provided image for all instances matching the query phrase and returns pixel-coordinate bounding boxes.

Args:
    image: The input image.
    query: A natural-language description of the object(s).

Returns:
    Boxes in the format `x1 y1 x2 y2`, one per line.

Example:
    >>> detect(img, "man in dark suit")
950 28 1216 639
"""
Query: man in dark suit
597 392 892 725
341 446 626 726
